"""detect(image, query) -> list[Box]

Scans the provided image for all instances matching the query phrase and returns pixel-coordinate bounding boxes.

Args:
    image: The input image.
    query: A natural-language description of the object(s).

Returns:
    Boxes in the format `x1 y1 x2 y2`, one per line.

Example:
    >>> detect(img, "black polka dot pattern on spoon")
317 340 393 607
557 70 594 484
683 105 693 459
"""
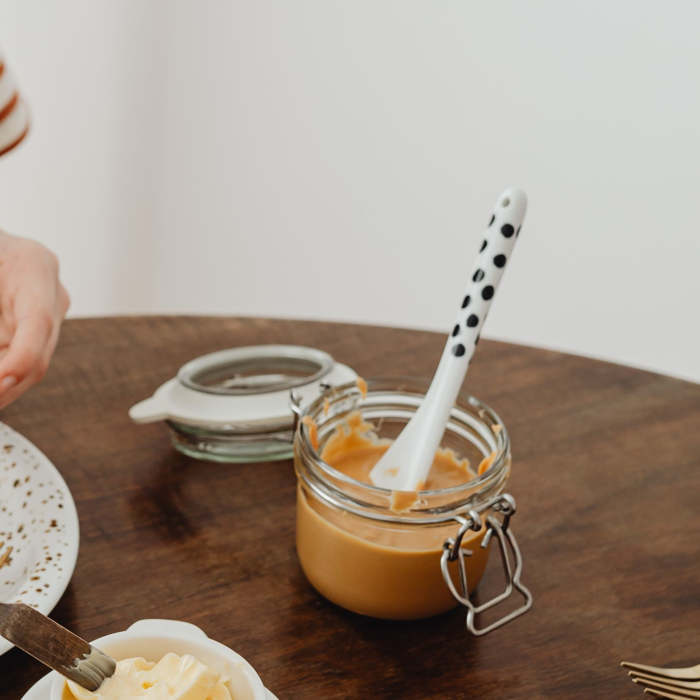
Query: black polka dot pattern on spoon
450 191 524 366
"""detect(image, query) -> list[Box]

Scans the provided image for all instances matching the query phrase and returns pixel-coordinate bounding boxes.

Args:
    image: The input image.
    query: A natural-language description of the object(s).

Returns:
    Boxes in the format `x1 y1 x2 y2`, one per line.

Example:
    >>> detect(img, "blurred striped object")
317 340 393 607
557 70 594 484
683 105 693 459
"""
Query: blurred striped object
0 54 29 157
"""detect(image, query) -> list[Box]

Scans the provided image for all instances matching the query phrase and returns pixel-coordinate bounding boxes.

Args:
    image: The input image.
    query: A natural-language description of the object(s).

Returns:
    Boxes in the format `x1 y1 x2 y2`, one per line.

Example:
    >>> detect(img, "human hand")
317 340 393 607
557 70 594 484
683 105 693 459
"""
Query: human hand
0 232 70 408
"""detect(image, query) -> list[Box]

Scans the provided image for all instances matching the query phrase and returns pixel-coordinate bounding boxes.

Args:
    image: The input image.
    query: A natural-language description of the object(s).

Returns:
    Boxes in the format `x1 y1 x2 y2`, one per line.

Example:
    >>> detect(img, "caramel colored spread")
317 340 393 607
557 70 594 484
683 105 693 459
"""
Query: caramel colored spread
301 415 319 451
321 413 473 490
319 411 476 511
478 451 497 475
296 411 493 620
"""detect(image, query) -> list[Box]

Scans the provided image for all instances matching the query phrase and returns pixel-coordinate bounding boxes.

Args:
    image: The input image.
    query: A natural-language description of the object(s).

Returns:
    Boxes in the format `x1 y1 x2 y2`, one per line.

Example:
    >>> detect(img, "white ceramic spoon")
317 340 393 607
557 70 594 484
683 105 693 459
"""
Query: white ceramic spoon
370 187 527 492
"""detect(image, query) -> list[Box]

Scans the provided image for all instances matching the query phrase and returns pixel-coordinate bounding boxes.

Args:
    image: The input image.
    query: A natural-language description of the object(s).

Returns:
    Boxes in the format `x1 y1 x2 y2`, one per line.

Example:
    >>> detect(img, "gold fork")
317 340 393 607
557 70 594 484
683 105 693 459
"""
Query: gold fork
621 661 700 699
635 680 700 698
621 662 700 681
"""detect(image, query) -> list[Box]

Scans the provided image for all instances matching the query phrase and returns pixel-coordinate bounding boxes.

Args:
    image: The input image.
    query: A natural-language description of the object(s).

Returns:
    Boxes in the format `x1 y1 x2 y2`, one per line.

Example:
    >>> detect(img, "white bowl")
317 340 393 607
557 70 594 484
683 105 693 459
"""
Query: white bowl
47 619 275 700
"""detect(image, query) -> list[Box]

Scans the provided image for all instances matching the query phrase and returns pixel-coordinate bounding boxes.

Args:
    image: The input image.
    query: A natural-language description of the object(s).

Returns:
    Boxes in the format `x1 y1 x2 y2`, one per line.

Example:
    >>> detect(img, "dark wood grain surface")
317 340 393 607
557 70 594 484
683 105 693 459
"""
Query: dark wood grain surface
2 316 699 699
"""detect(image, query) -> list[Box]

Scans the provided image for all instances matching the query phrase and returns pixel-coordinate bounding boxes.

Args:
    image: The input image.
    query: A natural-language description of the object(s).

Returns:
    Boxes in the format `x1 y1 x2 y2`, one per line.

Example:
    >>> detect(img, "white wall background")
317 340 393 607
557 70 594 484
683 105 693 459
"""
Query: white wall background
1 0 699 382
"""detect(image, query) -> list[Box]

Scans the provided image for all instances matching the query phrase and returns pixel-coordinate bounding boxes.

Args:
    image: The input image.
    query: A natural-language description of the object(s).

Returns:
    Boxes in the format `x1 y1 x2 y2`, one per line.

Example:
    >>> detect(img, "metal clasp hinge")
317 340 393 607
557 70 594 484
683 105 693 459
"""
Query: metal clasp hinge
290 381 333 435
290 390 303 434
440 494 533 636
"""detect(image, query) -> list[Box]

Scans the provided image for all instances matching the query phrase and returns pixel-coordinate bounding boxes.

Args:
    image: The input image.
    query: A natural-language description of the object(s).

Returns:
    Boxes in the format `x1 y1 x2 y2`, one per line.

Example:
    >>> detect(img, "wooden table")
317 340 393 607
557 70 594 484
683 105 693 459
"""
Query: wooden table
2 317 700 699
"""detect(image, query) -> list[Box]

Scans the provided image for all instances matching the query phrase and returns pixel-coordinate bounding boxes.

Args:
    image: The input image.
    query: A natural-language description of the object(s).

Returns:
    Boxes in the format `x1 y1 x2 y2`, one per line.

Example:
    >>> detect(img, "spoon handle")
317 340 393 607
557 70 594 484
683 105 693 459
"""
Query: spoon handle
440 187 526 373
370 188 527 492
425 187 527 426
415 188 527 472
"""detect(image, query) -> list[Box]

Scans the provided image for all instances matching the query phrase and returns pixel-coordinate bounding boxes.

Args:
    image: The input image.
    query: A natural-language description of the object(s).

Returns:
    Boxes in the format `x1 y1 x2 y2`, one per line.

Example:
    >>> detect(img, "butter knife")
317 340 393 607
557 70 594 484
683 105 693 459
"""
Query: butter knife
0 602 116 691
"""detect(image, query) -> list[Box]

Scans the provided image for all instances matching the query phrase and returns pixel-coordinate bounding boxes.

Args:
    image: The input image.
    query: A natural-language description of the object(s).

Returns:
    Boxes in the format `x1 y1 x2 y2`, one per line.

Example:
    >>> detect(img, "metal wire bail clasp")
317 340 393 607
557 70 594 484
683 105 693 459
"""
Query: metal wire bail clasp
290 390 304 434
290 380 334 436
440 493 533 635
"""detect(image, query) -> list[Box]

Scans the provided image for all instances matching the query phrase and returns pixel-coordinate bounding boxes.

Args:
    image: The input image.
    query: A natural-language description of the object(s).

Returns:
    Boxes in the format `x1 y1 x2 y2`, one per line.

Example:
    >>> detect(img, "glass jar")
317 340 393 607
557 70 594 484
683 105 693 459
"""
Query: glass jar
293 377 532 635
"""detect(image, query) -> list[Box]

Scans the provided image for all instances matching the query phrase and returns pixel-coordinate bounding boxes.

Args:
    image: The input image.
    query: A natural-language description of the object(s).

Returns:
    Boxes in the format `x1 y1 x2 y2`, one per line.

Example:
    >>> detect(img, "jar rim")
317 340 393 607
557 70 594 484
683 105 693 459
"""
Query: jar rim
295 376 511 522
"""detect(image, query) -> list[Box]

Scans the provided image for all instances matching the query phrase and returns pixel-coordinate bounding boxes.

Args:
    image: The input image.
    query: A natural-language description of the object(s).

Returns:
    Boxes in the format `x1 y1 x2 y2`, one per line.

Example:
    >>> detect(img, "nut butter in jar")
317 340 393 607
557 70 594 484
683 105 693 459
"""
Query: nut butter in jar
293 378 532 634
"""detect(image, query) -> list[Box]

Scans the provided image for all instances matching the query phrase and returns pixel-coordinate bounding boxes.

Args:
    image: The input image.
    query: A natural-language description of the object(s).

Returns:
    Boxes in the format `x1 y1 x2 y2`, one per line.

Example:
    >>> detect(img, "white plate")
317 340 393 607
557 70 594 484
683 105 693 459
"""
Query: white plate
21 673 52 700
0 421 79 656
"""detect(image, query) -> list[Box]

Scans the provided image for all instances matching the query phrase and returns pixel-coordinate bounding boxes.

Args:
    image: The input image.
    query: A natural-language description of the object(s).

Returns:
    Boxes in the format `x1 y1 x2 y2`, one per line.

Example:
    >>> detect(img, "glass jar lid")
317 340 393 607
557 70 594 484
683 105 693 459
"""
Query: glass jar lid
177 346 335 396
129 345 357 462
